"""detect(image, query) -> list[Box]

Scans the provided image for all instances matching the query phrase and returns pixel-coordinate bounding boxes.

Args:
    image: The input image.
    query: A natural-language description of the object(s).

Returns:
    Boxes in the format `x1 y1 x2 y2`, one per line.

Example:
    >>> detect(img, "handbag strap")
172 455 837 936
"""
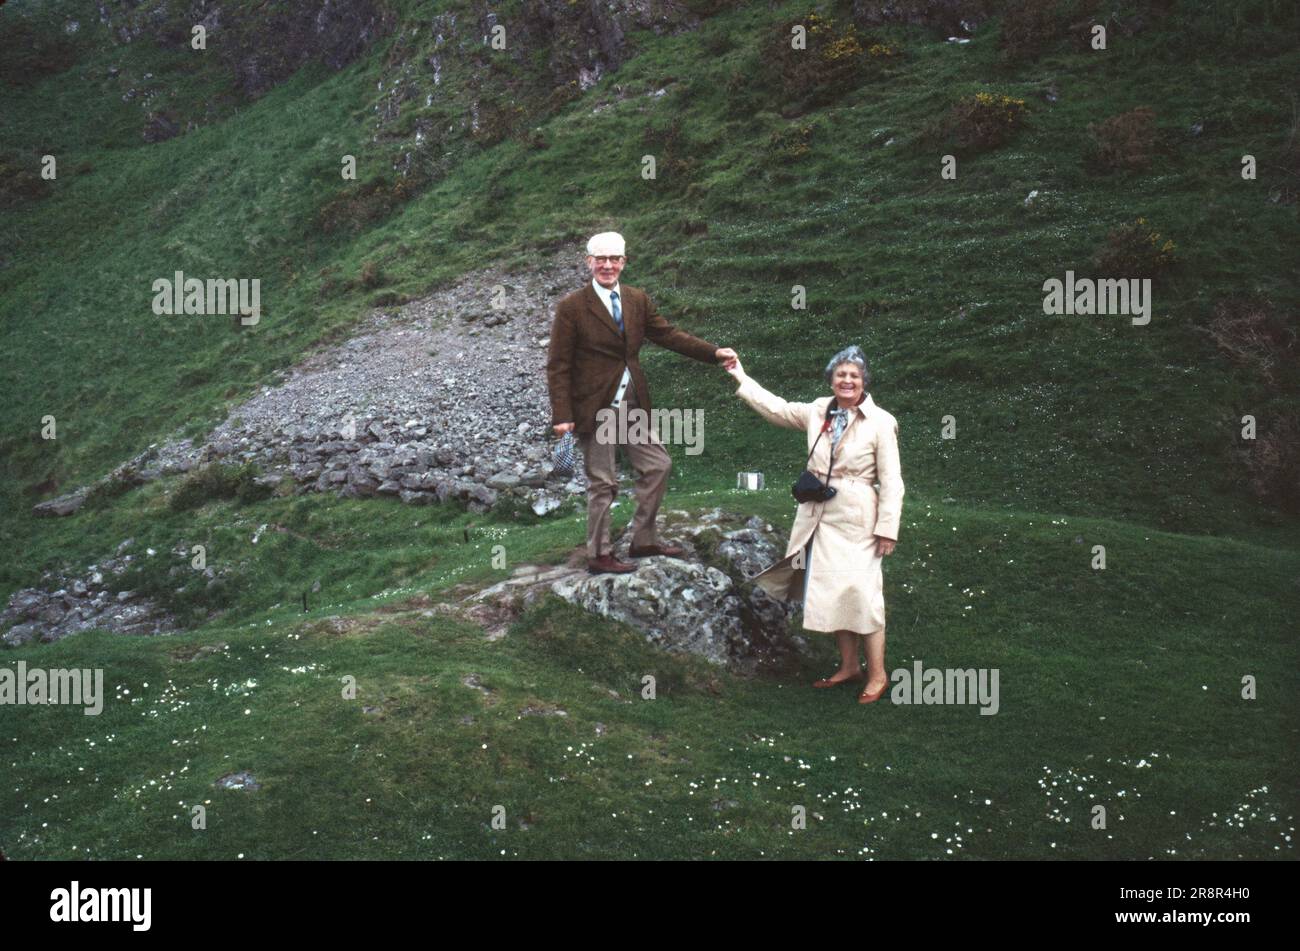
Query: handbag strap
803 402 839 486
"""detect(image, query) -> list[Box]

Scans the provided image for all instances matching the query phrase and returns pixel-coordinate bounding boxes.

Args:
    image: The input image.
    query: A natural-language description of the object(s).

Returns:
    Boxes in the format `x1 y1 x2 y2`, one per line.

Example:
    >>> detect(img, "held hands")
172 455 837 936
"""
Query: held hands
875 537 896 556
553 421 575 436
718 349 743 379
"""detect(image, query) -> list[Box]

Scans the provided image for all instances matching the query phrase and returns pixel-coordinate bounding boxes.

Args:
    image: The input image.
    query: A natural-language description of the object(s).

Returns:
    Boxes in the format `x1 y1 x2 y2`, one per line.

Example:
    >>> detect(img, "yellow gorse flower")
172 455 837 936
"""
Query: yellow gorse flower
824 34 864 59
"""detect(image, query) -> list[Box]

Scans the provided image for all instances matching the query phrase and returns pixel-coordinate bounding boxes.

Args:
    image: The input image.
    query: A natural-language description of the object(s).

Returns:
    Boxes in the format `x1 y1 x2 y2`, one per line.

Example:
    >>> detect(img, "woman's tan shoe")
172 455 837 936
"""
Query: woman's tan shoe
813 671 865 689
858 679 889 704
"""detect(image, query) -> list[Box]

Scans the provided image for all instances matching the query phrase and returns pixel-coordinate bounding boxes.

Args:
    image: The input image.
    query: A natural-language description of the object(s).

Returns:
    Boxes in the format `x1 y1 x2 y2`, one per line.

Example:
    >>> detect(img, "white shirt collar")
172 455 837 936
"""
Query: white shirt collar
592 278 621 312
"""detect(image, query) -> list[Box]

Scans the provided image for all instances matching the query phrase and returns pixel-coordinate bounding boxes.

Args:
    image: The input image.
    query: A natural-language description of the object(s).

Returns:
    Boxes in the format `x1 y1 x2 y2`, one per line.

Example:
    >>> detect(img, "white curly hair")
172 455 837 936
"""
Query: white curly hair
823 344 871 390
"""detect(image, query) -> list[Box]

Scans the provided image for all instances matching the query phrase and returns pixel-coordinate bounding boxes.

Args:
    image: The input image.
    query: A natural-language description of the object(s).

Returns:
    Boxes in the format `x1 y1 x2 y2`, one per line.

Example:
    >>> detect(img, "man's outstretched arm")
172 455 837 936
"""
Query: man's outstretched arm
641 290 724 364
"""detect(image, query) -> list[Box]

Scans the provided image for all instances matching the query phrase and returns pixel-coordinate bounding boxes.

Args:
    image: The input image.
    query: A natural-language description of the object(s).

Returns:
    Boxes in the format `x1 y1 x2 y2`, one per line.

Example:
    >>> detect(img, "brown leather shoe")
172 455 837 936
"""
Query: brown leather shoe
627 542 685 558
587 554 637 574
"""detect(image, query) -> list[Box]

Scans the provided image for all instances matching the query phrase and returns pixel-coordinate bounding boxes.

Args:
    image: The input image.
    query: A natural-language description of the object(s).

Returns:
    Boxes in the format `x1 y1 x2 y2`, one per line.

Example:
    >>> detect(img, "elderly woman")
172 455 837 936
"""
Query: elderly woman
725 346 904 704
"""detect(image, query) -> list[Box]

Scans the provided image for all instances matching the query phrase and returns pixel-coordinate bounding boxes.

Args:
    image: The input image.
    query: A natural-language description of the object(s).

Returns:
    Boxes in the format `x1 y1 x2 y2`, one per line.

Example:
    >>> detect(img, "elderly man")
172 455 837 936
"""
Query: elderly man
547 232 737 574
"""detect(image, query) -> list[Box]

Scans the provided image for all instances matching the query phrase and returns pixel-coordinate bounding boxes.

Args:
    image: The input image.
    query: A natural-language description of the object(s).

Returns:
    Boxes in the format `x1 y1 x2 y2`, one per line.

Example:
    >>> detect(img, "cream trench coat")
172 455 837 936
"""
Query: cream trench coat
734 371 904 636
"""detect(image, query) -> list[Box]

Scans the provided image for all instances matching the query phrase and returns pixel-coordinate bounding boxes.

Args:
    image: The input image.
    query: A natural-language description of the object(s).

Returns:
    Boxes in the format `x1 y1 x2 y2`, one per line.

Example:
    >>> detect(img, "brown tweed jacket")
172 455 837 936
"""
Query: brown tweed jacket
546 282 719 435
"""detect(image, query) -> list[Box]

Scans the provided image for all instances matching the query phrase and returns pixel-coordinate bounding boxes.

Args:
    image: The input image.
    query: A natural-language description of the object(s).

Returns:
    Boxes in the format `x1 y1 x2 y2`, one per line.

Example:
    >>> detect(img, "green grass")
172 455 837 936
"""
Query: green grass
1 0 1297 859
3 483 1296 859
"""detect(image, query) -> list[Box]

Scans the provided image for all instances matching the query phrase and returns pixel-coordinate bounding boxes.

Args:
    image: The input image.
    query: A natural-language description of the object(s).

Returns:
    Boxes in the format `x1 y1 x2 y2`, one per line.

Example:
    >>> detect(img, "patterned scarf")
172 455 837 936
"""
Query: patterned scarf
828 392 865 451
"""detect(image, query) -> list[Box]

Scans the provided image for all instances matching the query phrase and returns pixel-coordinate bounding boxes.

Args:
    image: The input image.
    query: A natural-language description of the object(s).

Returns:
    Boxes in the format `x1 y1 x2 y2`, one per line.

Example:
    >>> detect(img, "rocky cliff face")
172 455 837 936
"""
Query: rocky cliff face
97 0 396 99
508 0 701 90
377 0 705 179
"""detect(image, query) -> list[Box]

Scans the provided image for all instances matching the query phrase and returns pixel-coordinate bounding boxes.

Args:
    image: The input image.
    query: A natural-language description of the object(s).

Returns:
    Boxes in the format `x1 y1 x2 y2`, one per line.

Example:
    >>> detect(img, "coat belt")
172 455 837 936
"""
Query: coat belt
816 474 877 488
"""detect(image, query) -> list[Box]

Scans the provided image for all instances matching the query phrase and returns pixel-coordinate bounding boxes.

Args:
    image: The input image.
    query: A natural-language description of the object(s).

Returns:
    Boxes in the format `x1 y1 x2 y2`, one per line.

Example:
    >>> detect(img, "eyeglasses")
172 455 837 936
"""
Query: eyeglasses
589 255 625 264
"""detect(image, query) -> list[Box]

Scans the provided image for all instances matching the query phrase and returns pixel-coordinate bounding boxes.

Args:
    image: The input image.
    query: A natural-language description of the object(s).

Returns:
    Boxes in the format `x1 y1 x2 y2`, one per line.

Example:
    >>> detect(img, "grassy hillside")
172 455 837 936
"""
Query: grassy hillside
2 0 1297 553
1 0 1297 859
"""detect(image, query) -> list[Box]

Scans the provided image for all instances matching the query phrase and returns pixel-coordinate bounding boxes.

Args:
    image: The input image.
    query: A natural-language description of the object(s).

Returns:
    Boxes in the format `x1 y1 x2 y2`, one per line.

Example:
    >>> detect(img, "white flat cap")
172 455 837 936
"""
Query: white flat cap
586 231 626 256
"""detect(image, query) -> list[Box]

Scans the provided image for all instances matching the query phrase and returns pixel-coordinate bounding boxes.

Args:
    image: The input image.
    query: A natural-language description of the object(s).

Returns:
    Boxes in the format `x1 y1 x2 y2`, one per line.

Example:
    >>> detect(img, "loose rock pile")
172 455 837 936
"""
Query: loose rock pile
35 250 613 519
1 538 177 648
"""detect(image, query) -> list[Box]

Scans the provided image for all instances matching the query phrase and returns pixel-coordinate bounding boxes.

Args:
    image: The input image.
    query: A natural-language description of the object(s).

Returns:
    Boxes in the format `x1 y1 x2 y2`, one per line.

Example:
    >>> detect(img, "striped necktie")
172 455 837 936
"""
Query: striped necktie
610 290 624 334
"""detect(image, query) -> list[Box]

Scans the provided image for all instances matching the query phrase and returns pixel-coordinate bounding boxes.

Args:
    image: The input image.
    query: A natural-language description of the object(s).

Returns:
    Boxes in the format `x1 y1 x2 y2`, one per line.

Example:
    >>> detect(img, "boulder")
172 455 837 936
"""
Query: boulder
33 490 88 518
466 511 802 672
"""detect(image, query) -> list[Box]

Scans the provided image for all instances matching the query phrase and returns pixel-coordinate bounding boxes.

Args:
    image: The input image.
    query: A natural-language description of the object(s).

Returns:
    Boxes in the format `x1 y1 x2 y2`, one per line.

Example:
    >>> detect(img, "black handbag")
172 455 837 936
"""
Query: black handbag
791 404 840 503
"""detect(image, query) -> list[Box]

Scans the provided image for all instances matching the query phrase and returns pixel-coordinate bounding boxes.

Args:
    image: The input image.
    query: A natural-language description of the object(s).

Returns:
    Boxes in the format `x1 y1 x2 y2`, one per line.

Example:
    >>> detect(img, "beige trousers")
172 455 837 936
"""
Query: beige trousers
576 383 671 558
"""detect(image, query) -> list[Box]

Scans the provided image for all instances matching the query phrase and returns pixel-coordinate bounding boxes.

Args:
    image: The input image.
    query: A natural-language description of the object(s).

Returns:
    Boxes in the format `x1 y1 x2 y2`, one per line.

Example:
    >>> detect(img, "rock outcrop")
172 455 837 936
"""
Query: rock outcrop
464 509 806 673
1 538 177 647
98 0 395 99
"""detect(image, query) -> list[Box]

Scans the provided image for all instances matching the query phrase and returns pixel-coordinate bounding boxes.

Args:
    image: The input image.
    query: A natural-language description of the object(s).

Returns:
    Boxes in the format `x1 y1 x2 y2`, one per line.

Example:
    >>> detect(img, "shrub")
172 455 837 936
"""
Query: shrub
314 175 423 236
934 92 1028 154
762 12 875 114
1091 217 1175 278
0 153 52 209
1085 106 1159 172
0 18 78 87
108 549 246 622
998 0 1073 63
702 27 736 57
1241 412 1300 514
1200 297 1297 388
641 117 698 186
1201 298 1300 514
170 462 272 512
767 123 815 164
546 81 581 115
472 98 528 146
